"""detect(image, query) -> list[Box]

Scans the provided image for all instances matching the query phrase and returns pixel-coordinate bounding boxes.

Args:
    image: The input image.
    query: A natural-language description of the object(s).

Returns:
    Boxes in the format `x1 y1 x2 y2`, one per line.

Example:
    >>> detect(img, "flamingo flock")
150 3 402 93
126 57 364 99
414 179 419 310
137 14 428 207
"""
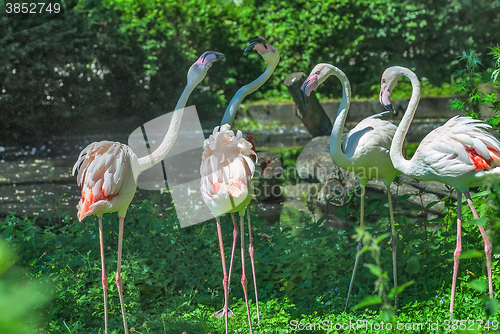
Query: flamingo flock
70 36 498 333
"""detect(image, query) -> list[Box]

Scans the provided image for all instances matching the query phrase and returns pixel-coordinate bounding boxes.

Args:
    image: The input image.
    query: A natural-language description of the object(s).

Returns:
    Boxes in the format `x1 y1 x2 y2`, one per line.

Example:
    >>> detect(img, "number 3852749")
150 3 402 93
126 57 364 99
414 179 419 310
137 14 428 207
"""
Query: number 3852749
5 3 61 14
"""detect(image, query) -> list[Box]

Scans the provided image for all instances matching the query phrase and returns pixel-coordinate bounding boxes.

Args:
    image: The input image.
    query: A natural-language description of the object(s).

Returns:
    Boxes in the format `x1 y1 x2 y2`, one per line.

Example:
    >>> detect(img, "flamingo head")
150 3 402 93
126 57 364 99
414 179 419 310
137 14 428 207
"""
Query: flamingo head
188 51 225 84
379 68 400 113
300 63 331 105
244 36 280 67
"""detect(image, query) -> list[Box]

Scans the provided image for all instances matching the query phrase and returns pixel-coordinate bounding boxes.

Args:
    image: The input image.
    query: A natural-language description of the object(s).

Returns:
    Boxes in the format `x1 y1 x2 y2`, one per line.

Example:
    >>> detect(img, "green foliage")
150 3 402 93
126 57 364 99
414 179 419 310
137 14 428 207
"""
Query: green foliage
0 240 50 333
1 179 499 333
3 1 500 143
450 48 500 130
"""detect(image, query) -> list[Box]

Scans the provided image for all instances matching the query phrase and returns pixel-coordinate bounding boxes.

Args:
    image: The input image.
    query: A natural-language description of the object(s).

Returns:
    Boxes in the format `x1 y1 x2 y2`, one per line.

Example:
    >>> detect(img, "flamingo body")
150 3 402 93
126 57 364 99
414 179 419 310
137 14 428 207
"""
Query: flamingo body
201 124 256 217
72 51 224 334
301 63 401 311
396 116 500 190
74 141 138 221
201 36 279 334
338 113 400 187
380 65 497 314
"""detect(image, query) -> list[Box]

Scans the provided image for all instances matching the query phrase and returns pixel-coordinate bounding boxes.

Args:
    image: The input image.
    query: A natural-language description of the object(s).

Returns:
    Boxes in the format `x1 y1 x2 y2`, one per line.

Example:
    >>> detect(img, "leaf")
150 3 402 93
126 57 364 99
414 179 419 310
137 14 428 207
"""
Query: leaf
470 190 491 198
405 256 420 276
283 280 295 292
483 297 499 317
364 263 383 278
458 250 483 259
426 200 440 209
398 193 416 202
469 279 487 292
389 280 415 298
353 295 382 310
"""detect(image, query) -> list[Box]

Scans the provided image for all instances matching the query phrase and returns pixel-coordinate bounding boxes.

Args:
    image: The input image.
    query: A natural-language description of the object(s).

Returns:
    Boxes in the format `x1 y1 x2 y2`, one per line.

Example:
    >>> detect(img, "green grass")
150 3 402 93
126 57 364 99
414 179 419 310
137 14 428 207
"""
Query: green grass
1 183 499 333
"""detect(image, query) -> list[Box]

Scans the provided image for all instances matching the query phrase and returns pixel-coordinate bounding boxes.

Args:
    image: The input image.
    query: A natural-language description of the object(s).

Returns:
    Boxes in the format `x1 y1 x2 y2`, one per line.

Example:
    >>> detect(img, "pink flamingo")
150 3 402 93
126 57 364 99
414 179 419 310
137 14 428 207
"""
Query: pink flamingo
301 63 401 311
380 66 498 314
72 51 224 334
201 36 279 334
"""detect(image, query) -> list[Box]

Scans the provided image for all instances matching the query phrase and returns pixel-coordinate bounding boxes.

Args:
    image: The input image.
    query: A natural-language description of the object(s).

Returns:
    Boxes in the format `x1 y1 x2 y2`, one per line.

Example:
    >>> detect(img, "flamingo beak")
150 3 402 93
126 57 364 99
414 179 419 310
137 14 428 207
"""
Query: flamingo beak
196 51 225 67
245 36 272 54
380 83 395 113
301 74 319 106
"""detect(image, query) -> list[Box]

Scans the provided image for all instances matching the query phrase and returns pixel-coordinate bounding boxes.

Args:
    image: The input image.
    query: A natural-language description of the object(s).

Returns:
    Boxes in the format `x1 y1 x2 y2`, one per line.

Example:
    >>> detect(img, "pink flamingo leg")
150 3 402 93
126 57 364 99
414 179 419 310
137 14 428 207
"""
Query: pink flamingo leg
387 186 398 310
98 217 109 334
345 186 365 311
227 213 239 293
464 191 494 299
116 217 129 334
450 191 462 315
214 214 237 318
247 207 260 321
240 214 253 333
213 217 229 334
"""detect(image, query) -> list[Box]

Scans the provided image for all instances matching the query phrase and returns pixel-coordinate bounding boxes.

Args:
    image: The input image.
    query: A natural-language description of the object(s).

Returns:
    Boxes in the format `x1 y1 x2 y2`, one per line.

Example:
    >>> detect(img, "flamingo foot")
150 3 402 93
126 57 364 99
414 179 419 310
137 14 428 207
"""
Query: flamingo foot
212 308 235 318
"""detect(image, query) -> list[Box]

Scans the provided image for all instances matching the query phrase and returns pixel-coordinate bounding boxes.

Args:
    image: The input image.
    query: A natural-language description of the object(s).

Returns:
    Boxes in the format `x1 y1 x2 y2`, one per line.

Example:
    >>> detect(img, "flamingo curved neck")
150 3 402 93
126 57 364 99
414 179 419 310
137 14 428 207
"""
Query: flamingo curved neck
328 66 352 168
137 79 198 171
220 63 277 126
389 67 421 175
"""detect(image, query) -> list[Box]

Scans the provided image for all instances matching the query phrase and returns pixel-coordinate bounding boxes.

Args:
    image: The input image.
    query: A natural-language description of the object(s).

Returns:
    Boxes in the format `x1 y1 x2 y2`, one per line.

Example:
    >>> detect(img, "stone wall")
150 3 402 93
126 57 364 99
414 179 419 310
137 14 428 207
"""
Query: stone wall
239 96 498 142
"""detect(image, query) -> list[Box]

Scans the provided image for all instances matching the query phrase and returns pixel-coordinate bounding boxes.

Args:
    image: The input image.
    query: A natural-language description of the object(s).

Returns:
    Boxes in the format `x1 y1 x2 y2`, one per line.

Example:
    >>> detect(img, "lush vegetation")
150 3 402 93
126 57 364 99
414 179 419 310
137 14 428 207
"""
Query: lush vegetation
2 1 500 333
1 185 499 333
2 0 500 144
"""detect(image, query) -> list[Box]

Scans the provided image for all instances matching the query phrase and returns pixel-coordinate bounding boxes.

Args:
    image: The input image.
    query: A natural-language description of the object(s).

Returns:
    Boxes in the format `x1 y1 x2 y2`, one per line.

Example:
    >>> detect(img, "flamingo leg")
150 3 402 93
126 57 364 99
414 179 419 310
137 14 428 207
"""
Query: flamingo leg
464 191 494 299
344 186 365 311
116 217 129 334
450 191 463 315
214 214 237 318
240 214 253 333
387 185 398 310
247 206 260 321
213 217 229 334
98 217 109 334
227 213 239 293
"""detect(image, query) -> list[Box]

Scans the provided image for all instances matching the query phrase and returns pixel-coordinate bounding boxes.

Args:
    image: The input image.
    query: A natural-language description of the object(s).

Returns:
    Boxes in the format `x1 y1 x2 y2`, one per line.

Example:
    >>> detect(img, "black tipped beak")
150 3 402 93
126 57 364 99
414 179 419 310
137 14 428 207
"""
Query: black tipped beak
244 42 259 52
246 36 268 49
384 103 395 113
207 51 225 61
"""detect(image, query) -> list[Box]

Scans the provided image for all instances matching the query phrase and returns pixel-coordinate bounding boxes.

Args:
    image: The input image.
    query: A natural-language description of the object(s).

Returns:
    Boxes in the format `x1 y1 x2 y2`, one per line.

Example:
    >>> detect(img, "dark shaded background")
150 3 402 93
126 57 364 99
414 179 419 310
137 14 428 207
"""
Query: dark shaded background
1 0 499 145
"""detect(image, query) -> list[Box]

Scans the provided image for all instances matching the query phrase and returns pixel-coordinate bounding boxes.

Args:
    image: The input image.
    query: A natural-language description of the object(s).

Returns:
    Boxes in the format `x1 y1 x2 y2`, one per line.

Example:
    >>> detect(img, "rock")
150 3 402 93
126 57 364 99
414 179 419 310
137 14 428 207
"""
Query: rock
295 136 460 218
296 136 355 184
296 136 357 206
281 183 321 201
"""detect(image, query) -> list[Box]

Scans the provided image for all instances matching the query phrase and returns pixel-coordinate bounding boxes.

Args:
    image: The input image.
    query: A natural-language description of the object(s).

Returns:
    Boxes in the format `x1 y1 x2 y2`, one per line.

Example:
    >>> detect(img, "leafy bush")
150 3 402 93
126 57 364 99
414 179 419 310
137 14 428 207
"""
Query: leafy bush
450 47 500 130
3 0 500 144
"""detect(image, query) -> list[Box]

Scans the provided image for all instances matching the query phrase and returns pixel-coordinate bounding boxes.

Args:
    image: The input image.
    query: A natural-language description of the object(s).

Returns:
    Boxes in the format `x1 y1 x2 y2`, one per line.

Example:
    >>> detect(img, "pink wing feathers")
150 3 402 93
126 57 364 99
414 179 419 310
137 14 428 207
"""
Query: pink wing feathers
73 141 136 221
418 116 500 176
200 124 257 216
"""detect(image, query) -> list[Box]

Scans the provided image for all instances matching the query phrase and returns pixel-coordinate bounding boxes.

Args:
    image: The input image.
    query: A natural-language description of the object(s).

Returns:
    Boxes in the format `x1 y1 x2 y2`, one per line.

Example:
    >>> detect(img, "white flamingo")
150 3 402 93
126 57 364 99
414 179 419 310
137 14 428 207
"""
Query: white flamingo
72 51 224 334
380 65 498 314
200 36 279 334
301 63 401 311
